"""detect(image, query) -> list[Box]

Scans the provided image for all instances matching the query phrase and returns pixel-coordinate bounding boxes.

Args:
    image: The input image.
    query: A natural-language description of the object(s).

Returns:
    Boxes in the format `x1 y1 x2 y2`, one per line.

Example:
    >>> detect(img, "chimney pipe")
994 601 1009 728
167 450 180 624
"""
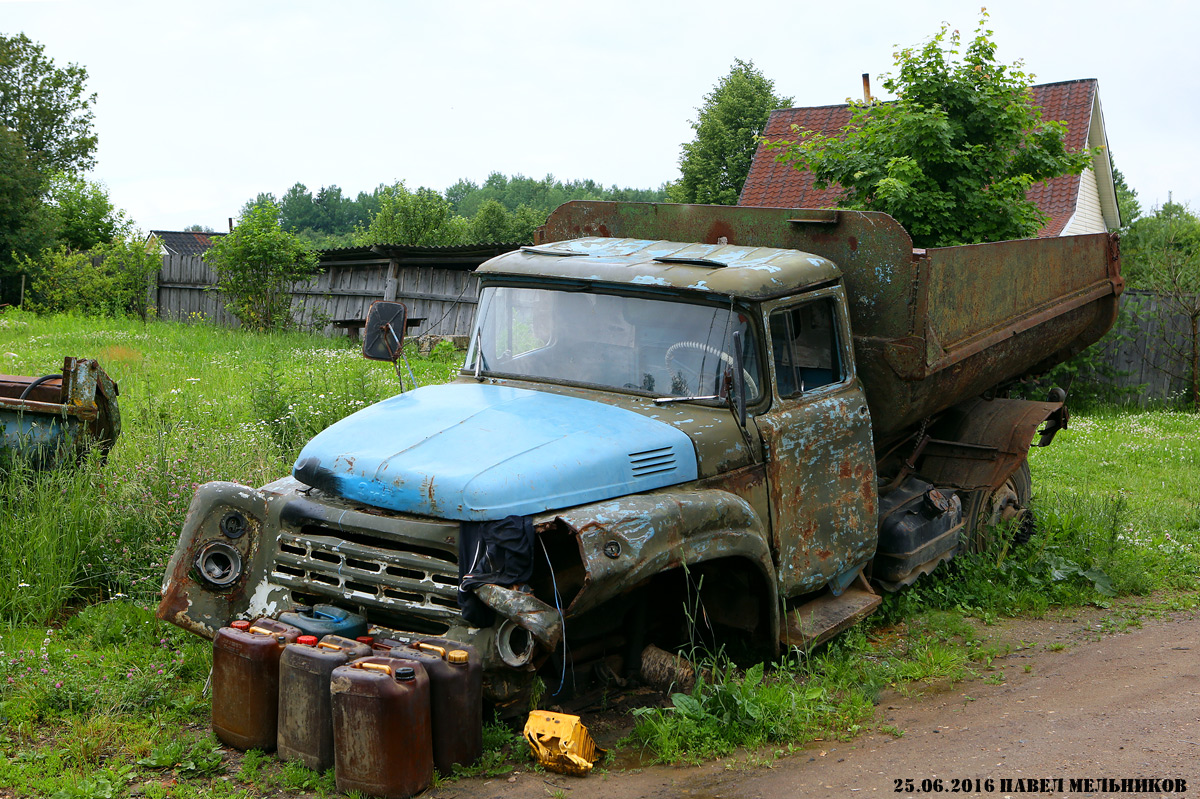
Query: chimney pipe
862 73 871 104
228 217 233 232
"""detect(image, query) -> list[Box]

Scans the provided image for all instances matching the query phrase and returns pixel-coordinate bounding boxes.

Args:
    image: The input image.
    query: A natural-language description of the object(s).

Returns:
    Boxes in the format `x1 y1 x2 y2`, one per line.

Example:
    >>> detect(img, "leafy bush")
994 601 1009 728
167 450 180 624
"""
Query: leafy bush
204 200 318 331
25 238 159 318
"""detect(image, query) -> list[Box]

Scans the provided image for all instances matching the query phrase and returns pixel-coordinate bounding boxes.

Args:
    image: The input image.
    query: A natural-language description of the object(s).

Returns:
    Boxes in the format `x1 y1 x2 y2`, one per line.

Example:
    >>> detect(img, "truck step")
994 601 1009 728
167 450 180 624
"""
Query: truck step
781 583 881 650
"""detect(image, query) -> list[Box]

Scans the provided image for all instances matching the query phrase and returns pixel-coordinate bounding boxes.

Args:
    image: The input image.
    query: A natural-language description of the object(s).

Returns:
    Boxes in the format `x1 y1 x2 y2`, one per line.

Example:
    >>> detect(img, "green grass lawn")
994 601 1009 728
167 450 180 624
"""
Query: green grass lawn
0 311 1197 794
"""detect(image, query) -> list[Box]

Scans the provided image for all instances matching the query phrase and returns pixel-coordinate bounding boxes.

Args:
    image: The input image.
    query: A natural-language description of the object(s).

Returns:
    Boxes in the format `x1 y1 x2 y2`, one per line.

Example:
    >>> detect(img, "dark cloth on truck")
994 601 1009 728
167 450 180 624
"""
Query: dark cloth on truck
457 515 535 627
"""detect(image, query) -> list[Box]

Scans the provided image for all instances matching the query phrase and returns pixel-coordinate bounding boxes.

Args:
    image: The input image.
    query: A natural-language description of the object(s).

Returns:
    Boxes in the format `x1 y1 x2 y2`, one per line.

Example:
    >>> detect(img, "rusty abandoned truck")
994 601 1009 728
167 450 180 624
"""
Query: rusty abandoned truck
158 202 1123 710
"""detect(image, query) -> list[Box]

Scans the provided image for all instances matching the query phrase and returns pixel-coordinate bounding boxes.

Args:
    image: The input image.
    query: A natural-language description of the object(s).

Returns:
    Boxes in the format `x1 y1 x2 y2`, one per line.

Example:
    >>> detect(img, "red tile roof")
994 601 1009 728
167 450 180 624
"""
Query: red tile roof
739 79 1098 238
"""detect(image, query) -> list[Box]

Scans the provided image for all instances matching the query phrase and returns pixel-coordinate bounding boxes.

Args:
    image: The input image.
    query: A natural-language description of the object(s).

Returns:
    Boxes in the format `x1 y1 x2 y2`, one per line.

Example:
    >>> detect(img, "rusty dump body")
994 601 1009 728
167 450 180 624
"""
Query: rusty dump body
159 202 1122 710
0 357 121 465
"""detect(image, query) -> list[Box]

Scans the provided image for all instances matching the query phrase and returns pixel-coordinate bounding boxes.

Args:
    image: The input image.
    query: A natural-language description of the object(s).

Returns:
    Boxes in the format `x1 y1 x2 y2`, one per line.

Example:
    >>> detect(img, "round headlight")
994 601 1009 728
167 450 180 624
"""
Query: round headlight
195 541 242 587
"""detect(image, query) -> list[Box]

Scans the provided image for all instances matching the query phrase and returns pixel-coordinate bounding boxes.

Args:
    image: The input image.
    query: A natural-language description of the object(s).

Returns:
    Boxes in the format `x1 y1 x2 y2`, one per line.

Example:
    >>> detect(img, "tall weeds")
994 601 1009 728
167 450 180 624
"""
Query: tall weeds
0 311 464 625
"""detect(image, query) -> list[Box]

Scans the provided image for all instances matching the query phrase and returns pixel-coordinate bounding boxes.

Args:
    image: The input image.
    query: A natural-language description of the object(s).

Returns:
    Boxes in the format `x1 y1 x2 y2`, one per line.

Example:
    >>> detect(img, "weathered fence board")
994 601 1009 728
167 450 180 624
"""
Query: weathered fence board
154 244 514 339
1099 289 1195 404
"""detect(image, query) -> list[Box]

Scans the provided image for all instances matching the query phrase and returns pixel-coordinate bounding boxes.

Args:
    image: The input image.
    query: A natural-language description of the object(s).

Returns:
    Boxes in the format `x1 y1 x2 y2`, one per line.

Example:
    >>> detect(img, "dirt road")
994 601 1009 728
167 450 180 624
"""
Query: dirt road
439 610 1199 798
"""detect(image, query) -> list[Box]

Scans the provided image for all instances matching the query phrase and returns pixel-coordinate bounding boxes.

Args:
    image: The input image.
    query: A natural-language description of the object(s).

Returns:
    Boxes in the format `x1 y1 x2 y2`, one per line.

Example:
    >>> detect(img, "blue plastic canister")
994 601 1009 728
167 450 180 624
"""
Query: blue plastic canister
278 604 368 640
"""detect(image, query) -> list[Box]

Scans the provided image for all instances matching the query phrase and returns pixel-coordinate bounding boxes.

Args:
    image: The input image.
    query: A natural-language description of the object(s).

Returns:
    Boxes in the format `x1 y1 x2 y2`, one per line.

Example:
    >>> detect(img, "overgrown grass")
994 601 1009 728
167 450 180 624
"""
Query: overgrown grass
0 310 461 624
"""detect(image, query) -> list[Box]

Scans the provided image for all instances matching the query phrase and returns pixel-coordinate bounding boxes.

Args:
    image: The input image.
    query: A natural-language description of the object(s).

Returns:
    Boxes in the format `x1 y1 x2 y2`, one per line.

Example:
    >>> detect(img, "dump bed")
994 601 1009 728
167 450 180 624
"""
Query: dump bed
536 202 1123 438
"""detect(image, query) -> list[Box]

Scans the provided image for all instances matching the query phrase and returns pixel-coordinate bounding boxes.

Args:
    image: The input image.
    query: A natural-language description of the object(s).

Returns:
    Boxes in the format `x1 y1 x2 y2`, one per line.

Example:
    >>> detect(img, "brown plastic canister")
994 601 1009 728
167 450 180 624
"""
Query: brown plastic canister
330 656 433 799
211 617 302 750
367 635 411 653
388 640 483 775
277 634 373 770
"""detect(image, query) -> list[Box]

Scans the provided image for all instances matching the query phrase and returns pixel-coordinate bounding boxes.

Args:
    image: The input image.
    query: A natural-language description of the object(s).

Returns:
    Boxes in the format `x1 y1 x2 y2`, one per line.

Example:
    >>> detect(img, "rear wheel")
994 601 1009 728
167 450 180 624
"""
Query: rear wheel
962 460 1033 552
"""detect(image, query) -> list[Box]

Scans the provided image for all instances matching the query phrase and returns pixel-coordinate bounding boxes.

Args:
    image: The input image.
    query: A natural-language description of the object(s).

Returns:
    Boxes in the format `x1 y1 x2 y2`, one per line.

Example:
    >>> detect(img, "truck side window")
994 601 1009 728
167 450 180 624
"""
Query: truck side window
770 298 843 398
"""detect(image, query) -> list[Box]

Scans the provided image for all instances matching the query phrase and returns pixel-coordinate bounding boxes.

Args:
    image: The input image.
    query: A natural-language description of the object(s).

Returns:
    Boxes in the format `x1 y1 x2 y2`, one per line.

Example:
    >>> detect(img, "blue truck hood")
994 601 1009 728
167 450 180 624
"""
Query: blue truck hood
292 383 698 521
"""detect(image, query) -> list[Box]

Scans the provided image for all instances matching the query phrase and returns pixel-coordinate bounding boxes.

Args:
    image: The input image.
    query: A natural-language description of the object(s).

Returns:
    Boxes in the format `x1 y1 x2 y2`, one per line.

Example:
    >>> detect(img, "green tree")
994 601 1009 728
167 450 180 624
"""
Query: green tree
768 13 1094 247
278 182 317 232
204 200 318 331
507 204 547 243
359 182 465 246
1112 165 1140 232
0 125 53 278
469 199 512 243
0 33 97 175
45 173 129 251
668 59 792 205
239 192 277 219
445 178 478 213
1120 201 1200 408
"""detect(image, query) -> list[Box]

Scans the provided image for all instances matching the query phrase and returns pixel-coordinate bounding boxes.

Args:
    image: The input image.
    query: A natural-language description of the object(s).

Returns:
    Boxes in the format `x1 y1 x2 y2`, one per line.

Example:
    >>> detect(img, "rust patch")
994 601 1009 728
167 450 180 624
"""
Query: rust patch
706 220 736 245
157 576 191 623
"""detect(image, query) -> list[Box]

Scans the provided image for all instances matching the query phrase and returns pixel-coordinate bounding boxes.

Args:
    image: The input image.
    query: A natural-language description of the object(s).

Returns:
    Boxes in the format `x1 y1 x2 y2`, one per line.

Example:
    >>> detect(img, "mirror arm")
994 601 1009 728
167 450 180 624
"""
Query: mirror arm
473 329 484 381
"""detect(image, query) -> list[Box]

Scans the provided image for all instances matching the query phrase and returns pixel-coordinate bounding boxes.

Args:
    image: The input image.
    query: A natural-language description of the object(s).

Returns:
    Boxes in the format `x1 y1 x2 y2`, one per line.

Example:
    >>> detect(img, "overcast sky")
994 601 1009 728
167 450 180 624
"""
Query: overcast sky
5 0 1196 233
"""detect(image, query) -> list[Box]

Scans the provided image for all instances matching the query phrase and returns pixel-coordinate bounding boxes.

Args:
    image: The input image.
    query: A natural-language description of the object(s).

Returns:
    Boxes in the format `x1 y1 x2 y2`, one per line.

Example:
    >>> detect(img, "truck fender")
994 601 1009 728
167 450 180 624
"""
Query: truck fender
547 489 779 638
156 480 287 638
918 396 1065 492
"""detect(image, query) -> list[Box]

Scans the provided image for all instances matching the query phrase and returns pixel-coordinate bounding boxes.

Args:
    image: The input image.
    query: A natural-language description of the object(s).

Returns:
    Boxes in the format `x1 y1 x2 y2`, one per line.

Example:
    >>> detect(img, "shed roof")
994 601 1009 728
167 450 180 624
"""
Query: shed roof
147 230 226 257
739 79 1114 237
317 242 522 270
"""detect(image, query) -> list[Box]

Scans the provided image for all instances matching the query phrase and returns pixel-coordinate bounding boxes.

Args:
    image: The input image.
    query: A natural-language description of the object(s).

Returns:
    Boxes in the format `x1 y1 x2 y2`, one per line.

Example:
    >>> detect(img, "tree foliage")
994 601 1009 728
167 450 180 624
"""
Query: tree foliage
26 237 159 318
46 173 129 251
242 173 665 250
1120 201 1200 408
0 125 52 275
768 14 1094 247
358 182 465 246
668 59 792 205
204 200 318 331
0 32 97 175
1111 165 1140 232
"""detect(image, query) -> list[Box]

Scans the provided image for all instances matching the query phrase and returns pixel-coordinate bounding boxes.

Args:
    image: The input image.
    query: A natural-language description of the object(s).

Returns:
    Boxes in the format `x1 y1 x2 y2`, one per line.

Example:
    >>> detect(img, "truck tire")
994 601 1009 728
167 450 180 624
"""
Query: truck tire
962 461 1033 552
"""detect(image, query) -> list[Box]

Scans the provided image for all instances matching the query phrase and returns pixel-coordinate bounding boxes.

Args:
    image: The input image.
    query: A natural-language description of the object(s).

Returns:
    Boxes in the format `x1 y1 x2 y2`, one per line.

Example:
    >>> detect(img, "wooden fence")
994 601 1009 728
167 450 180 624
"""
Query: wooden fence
153 244 519 339
1099 289 1196 404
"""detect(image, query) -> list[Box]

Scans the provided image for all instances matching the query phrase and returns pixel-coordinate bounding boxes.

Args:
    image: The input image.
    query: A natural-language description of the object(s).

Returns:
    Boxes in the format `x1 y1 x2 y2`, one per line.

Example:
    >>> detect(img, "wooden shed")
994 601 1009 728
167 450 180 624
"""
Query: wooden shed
298 243 521 339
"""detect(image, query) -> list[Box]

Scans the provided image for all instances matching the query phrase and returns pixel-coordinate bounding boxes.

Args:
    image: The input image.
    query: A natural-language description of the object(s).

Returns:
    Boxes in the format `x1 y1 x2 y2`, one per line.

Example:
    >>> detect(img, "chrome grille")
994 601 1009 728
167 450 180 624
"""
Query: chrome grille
271 522 460 626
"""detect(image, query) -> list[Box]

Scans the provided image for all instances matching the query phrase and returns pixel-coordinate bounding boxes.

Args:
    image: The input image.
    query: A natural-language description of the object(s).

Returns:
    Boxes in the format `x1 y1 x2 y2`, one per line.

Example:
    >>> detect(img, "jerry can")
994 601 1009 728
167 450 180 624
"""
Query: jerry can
388 640 483 775
211 618 302 750
277 634 373 770
278 604 368 640
330 657 432 799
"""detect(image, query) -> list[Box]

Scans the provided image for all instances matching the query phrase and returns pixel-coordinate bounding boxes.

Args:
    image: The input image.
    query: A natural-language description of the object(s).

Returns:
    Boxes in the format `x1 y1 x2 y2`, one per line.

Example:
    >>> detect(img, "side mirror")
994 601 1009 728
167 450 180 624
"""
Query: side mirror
362 301 408 362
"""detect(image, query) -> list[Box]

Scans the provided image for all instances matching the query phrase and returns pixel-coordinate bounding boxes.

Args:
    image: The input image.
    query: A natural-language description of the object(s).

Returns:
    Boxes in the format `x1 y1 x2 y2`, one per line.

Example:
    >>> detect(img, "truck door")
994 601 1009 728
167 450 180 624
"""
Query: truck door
756 287 878 599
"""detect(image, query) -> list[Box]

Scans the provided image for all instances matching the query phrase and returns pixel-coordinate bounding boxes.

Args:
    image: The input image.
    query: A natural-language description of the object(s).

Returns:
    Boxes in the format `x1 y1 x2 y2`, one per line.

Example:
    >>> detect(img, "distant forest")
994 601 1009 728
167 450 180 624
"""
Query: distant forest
214 173 668 249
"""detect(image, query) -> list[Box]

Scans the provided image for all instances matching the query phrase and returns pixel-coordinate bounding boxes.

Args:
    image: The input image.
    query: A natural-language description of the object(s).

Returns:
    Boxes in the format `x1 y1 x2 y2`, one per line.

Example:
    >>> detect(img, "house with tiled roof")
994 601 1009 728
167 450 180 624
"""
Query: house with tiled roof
146 230 226 257
740 79 1119 237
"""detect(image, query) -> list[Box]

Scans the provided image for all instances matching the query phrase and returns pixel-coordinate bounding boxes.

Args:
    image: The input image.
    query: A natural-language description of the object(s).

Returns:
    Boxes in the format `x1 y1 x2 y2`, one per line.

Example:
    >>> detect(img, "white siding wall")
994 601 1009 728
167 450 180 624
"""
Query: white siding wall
1063 167 1106 235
